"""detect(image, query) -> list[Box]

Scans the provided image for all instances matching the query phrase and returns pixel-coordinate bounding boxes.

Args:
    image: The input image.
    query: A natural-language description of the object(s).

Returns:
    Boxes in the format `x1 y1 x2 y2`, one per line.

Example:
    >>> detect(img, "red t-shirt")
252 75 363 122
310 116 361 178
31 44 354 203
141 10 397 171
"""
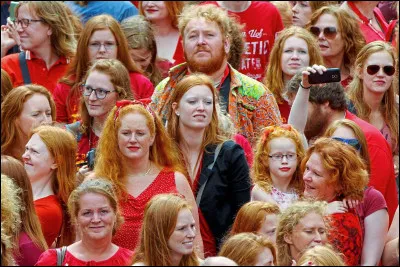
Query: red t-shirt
345 111 398 223
34 195 63 247
53 72 154 124
356 186 387 235
35 247 134 266
1 51 69 94
203 1 284 82
157 36 185 78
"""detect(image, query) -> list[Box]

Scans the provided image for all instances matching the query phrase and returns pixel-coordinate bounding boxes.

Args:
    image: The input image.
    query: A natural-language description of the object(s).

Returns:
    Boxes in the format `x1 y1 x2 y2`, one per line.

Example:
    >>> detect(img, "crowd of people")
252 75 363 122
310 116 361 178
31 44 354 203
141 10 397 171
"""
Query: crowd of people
1 1 399 266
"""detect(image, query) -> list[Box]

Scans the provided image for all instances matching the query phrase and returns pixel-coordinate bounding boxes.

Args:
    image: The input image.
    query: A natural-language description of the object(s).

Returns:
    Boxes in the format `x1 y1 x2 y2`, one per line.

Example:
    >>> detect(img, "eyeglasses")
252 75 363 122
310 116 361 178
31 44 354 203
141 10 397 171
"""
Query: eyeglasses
309 26 338 39
366 65 395 76
14 18 44 28
88 42 118 52
332 137 361 151
268 153 297 161
80 84 116 99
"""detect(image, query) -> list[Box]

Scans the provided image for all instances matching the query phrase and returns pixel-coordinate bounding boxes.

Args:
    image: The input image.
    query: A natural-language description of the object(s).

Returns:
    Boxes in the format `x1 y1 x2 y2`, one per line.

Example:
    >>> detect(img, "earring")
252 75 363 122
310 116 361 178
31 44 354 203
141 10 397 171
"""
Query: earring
176 112 180 116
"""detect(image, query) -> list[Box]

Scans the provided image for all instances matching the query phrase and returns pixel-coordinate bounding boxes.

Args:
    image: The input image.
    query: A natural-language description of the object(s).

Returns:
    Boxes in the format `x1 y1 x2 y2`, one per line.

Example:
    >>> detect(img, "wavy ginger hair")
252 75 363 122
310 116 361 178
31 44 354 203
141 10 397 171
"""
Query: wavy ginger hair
307 6 366 73
30 125 77 246
276 201 328 266
79 59 134 135
167 73 226 153
16 1 80 58
132 193 200 266
252 125 305 194
347 41 399 151
1 84 56 161
263 26 323 104
301 137 369 201
95 104 185 199
219 232 277 266
229 201 280 237
1 156 48 253
60 14 141 114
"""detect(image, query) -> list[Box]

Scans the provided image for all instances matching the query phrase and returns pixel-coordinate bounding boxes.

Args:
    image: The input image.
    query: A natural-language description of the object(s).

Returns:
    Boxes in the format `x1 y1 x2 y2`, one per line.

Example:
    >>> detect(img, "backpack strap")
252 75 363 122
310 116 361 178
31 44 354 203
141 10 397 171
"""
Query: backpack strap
56 246 67 266
195 142 223 206
18 51 32 84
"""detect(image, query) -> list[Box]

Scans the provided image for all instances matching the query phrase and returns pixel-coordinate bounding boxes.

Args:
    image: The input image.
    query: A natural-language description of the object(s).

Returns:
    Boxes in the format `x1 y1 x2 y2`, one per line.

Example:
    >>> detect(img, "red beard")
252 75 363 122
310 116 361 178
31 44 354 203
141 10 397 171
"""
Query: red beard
184 45 226 75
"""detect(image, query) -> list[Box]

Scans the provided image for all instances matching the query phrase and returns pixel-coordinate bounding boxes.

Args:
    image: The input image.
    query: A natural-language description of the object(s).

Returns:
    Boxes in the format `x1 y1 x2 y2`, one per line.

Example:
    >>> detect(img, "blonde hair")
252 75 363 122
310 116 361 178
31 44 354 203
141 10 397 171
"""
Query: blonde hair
132 193 200 266
1 155 48 253
297 245 346 266
139 1 185 28
276 201 328 266
30 125 77 246
347 41 399 150
16 1 80 58
1 84 56 161
323 119 371 174
307 6 366 72
95 103 185 199
67 178 123 235
219 232 277 266
1 174 22 253
252 125 305 194
300 137 369 200
263 26 323 104
229 201 280 236
79 58 134 135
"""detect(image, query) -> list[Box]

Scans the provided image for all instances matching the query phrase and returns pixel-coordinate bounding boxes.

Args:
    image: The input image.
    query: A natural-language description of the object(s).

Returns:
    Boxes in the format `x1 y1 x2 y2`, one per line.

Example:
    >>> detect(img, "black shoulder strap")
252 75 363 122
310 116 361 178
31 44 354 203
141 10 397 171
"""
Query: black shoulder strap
56 246 67 266
18 51 32 84
195 142 223 206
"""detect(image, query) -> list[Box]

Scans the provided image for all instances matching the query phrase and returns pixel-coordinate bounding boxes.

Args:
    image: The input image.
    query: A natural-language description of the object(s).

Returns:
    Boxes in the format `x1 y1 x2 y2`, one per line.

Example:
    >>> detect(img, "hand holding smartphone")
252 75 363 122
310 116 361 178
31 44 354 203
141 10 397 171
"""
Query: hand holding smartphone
308 68 341 84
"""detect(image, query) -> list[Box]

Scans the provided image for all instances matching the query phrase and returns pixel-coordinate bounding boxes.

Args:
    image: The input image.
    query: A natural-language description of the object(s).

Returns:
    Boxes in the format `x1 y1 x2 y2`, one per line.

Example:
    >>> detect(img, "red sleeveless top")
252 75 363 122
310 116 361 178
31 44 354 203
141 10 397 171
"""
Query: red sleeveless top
112 167 178 250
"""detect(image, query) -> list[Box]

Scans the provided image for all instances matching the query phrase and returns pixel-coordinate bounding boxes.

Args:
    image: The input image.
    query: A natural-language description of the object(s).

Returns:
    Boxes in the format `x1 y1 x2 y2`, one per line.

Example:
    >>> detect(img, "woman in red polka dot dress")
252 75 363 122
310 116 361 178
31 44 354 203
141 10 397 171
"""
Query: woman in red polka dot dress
93 100 203 255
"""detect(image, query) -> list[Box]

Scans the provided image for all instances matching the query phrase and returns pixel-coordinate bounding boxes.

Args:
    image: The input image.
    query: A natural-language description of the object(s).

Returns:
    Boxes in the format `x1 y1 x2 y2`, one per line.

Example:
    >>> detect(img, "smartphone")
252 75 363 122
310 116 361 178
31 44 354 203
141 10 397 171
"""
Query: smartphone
9 2 19 21
308 68 341 84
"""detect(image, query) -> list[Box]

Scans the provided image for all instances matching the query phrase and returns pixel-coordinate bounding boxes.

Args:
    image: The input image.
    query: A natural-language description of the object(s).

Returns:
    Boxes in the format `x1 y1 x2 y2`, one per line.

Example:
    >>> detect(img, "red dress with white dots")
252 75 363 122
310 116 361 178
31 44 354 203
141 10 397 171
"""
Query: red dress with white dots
112 167 178 250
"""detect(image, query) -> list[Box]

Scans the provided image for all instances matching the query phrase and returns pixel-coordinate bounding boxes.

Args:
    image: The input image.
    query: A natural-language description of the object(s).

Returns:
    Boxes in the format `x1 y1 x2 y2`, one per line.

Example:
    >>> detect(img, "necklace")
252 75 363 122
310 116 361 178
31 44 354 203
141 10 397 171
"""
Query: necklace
143 162 152 176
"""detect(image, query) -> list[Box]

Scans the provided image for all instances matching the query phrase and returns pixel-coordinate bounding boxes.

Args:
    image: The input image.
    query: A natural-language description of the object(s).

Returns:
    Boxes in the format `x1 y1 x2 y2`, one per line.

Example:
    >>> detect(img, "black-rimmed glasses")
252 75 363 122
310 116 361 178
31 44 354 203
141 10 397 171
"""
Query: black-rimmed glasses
268 153 297 161
80 84 116 99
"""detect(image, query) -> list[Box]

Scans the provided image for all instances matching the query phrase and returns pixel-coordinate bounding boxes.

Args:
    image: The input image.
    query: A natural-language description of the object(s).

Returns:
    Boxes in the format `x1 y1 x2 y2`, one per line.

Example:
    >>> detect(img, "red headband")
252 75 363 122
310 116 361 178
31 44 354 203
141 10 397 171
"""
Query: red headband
114 99 155 123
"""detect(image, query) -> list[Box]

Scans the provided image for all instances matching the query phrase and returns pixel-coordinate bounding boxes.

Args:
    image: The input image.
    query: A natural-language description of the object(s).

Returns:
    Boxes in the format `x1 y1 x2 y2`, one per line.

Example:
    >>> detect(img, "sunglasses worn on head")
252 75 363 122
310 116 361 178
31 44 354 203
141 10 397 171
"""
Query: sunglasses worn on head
366 65 395 76
309 26 338 39
332 137 361 151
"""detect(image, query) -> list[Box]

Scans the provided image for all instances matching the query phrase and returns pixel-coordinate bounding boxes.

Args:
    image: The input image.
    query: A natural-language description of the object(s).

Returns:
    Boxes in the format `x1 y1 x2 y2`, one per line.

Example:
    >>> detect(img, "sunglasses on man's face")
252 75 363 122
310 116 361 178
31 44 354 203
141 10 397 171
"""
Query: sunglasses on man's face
309 26 338 39
332 137 361 151
366 65 395 76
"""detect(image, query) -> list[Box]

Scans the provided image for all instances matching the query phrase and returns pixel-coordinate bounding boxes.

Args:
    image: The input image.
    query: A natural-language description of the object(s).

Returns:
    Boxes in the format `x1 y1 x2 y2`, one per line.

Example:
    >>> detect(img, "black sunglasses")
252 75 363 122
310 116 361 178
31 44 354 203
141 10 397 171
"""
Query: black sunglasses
366 65 395 76
309 26 338 39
